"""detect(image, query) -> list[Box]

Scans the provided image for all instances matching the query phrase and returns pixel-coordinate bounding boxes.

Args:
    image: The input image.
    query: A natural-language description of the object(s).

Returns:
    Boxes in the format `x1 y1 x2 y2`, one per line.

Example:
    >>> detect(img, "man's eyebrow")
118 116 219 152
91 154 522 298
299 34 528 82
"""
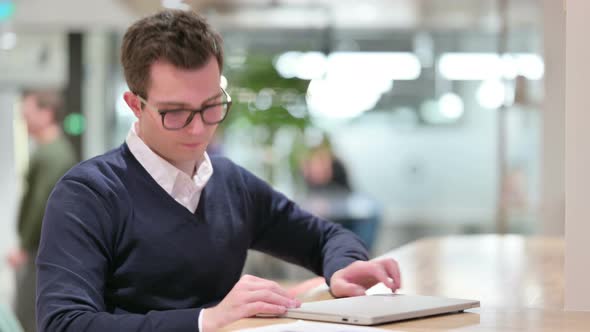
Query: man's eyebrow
202 91 223 104
153 91 223 108
153 101 192 108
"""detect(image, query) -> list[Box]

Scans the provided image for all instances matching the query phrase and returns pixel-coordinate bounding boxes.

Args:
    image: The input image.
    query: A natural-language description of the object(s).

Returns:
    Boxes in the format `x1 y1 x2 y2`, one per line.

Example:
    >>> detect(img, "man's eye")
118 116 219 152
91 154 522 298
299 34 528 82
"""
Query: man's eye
162 109 190 113
203 103 221 108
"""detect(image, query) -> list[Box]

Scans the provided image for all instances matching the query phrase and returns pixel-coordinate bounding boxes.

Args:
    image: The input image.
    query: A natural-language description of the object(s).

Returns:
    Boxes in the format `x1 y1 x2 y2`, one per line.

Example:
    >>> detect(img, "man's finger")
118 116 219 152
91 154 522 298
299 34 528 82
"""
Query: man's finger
332 280 366 297
242 302 287 318
249 278 294 300
369 262 395 289
245 289 297 308
379 258 402 290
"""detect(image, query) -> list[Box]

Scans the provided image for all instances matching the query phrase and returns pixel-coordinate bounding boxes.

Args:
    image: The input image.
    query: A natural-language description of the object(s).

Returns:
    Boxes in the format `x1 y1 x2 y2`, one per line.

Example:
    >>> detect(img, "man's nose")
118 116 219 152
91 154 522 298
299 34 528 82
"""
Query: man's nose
185 113 205 135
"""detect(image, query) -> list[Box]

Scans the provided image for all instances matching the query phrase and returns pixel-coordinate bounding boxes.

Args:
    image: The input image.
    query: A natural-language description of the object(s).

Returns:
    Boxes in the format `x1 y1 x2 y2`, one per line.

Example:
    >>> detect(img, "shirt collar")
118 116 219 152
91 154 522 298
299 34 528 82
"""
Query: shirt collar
125 122 213 196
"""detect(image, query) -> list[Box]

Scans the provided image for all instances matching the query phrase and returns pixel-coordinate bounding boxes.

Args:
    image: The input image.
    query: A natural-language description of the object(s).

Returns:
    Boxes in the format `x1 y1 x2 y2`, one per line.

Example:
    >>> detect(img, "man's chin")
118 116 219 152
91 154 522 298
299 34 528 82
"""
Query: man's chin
172 149 205 162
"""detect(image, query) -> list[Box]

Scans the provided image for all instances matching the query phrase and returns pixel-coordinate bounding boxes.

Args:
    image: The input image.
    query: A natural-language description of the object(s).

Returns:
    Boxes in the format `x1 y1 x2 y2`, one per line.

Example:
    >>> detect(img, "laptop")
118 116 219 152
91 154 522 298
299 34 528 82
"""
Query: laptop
282 294 480 326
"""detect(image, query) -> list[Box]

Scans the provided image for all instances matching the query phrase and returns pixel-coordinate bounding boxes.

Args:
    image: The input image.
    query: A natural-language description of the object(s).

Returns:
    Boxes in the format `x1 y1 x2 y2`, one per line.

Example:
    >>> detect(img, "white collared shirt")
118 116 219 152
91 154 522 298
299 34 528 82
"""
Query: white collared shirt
125 122 213 213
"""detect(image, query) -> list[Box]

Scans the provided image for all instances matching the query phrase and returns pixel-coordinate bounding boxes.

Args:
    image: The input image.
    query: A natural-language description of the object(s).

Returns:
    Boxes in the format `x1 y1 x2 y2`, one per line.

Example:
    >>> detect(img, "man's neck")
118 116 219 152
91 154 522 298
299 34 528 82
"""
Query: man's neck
175 159 199 177
34 124 61 145
134 123 202 177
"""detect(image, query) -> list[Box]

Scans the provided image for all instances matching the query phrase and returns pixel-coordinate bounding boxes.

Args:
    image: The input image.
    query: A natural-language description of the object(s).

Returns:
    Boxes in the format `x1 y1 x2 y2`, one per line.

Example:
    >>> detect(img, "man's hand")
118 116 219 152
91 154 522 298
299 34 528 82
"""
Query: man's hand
329 258 401 298
201 274 300 331
6 248 28 270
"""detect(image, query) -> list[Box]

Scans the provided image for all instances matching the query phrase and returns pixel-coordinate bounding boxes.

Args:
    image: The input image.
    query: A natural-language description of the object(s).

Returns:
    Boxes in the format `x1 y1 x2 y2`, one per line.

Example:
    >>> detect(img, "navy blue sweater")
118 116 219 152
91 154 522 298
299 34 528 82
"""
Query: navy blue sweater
36 143 369 331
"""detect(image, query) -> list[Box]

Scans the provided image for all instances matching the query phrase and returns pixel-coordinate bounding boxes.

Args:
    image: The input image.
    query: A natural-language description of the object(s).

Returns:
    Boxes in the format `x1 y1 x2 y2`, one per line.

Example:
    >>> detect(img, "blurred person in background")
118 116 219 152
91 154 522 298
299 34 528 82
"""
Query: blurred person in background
301 138 352 194
300 137 380 252
35 10 400 332
6 89 77 332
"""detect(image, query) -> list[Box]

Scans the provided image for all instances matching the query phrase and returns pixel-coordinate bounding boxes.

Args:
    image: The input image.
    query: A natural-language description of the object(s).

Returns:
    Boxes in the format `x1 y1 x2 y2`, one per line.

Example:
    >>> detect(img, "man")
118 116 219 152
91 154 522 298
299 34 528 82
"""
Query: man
36 10 401 332
7 90 77 332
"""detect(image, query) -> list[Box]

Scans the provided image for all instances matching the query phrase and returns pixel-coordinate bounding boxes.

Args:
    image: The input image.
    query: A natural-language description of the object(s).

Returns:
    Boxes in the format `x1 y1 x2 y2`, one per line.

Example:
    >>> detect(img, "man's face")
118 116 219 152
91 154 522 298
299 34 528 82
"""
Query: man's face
21 95 53 136
129 57 221 165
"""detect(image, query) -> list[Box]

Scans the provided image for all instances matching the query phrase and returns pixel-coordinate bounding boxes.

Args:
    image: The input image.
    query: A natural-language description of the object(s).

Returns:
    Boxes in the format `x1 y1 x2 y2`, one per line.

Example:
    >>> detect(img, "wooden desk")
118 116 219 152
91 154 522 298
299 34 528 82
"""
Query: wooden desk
223 235 590 331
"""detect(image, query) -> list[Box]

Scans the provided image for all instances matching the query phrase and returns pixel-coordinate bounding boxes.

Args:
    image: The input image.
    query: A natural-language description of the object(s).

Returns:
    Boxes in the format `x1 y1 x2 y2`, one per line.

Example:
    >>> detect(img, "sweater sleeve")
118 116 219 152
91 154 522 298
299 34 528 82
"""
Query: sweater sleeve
243 167 369 284
36 178 202 332
17 156 41 250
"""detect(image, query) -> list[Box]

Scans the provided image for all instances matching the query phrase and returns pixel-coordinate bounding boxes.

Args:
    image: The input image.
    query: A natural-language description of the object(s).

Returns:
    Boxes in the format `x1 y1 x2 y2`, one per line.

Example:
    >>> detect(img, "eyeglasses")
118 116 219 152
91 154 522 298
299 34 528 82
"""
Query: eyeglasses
136 88 232 130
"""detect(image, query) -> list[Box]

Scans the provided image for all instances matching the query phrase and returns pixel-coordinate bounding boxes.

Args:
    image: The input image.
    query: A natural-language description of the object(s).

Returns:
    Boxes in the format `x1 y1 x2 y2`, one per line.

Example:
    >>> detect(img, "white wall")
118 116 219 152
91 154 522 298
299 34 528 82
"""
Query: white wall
0 90 19 251
0 33 67 87
13 0 135 30
330 84 540 228
565 0 590 312
331 107 498 226
0 89 19 304
540 0 565 236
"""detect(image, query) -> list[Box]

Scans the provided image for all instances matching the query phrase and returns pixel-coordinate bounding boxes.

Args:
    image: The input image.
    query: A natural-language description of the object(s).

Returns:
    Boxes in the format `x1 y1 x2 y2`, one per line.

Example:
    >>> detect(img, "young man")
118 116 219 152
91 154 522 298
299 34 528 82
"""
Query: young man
7 90 77 332
36 10 401 332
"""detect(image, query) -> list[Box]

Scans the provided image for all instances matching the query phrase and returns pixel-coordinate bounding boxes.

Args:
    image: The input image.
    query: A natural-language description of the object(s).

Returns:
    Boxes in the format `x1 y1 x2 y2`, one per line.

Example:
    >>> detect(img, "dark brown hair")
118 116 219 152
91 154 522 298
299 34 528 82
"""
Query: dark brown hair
22 89 64 122
121 9 224 98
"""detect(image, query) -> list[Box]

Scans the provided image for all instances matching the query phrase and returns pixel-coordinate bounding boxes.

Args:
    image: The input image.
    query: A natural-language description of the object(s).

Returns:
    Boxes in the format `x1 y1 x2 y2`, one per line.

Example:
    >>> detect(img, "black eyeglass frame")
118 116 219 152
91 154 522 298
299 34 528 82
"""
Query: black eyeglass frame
136 87 232 130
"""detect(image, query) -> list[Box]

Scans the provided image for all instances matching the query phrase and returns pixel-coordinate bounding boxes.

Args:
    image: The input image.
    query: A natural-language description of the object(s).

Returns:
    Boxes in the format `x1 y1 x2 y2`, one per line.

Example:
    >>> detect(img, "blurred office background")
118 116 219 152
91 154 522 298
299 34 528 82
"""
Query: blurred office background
1 0 561 310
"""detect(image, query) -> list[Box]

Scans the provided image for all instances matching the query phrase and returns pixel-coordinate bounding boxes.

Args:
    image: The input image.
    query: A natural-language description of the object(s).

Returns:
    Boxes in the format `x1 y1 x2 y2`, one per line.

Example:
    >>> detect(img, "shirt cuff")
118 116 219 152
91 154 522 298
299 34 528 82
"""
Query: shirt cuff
198 308 204 331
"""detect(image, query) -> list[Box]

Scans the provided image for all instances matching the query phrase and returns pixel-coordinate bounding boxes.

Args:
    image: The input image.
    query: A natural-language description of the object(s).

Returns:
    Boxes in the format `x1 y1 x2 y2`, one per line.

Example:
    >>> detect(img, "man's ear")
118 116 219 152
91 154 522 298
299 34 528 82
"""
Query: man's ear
123 92 142 119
